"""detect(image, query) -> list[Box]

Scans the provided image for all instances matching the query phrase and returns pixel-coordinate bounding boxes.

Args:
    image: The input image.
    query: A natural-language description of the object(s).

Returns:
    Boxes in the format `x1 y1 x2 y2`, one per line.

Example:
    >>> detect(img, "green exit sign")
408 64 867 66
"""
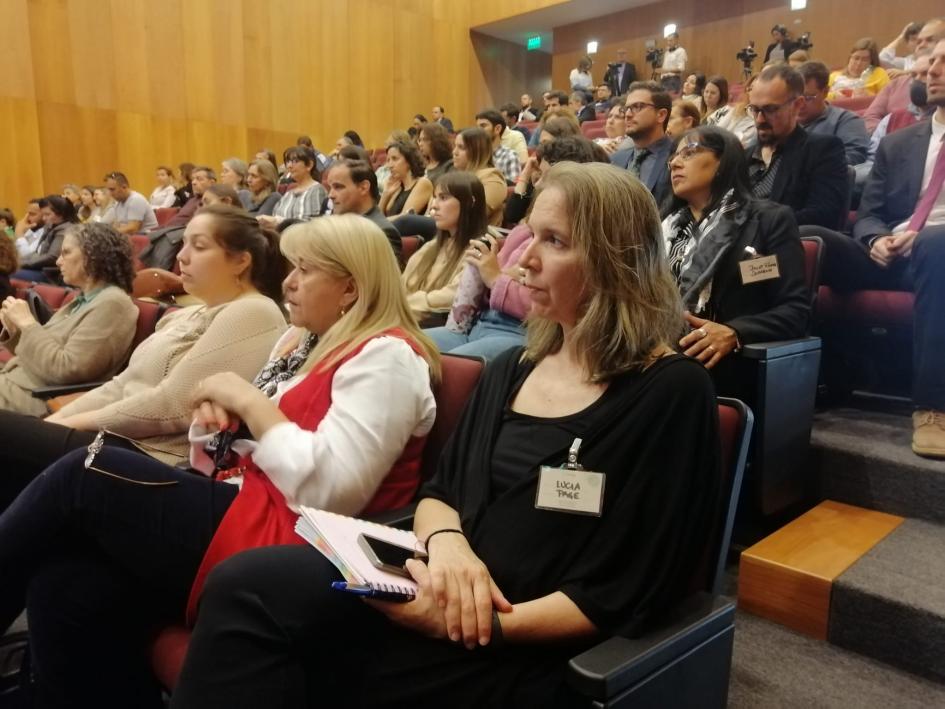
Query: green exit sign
526 36 541 51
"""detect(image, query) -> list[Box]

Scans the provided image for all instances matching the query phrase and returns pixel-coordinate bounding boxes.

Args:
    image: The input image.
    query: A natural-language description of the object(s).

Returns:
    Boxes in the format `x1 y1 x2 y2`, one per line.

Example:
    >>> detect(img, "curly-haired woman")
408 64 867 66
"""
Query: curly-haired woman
0 222 138 415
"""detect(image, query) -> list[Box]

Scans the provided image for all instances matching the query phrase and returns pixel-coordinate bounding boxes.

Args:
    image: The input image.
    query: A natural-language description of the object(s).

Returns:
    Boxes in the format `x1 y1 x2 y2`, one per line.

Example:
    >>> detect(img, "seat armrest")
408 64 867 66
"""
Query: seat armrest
567 593 735 700
32 382 106 399
741 336 821 361
368 503 417 530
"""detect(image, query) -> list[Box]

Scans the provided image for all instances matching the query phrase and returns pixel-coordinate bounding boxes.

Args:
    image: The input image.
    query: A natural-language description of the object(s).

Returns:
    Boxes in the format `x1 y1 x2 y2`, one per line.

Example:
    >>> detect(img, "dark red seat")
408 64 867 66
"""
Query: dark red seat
581 124 608 140
816 287 914 329
399 235 422 269
29 284 73 310
154 208 179 227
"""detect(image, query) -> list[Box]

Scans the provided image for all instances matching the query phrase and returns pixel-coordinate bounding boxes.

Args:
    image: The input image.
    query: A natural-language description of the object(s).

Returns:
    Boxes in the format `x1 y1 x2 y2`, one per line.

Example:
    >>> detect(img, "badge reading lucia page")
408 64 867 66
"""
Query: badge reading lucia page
535 438 605 516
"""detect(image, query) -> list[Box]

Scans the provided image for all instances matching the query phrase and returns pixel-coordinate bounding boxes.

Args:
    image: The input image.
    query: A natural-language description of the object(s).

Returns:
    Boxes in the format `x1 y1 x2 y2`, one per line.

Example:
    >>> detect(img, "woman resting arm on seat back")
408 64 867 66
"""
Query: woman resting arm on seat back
0 204 288 511
0 214 439 706
0 222 138 416
169 162 723 709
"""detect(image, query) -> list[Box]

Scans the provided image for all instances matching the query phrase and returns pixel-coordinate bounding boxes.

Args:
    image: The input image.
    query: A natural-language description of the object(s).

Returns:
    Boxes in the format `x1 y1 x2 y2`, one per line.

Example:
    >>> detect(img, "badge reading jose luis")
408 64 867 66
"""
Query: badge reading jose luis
535 438 606 516
738 245 780 285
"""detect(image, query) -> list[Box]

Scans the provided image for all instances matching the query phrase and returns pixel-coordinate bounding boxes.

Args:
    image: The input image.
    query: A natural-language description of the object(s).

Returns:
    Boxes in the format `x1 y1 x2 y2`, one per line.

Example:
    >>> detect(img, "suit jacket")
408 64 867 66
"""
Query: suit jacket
853 119 931 247
603 61 637 96
577 104 597 124
610 136 673 208
701 200 809 343
436 117 454 133
747 127 848 230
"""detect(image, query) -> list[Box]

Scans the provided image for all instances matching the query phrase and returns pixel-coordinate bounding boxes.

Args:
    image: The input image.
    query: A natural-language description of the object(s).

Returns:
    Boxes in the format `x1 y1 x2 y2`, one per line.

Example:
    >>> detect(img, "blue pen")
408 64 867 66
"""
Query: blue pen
330 581 414 603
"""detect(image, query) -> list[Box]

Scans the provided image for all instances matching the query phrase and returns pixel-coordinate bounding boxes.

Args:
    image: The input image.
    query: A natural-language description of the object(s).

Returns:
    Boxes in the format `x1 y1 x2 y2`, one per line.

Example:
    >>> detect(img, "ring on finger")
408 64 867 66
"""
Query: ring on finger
707 344 716 353
697 327 708 339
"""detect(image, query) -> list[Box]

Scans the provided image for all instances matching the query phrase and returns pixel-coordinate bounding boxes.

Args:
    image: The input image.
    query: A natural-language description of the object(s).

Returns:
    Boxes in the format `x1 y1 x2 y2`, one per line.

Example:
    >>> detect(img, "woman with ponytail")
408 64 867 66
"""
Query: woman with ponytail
0 203 289 510
0 214 439 706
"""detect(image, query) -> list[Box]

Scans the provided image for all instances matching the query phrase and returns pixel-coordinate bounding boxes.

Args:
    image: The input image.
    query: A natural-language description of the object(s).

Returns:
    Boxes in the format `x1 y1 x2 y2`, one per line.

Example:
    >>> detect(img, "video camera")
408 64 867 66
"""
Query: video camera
736 42 757 66
645 47 664 68
796 32 813 50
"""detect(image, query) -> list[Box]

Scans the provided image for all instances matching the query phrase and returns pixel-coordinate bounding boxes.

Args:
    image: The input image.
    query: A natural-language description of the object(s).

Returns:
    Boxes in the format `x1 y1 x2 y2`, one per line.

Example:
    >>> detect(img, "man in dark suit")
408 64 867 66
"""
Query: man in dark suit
610 81 673 207
743 64 849 230
431 106 454 133
569 92 597 124
817 39 945 458
603 48 637 97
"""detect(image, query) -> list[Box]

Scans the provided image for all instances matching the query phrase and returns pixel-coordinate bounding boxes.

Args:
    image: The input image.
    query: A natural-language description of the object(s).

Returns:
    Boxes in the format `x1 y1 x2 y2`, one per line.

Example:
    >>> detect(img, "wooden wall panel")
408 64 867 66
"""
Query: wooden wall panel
471 32 552 119
552 0 944 93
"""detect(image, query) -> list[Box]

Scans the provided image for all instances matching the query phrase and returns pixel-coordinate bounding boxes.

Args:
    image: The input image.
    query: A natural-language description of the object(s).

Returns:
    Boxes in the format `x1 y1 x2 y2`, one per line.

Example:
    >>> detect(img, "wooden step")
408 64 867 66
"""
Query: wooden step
738 500 903 639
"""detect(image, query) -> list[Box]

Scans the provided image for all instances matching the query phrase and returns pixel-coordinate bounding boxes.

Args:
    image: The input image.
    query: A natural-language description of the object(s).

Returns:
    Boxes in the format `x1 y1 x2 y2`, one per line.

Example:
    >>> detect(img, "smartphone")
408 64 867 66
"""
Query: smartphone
358 533 425 579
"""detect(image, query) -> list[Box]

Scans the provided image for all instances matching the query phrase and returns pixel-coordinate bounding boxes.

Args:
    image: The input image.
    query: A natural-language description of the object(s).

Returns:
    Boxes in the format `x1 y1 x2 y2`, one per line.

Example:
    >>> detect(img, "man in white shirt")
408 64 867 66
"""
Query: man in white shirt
105 172 159 234
659 33 688 77
475 109 524 182
880 22 923 72
14 197 47 259
518 94 539 122
818 39 945 459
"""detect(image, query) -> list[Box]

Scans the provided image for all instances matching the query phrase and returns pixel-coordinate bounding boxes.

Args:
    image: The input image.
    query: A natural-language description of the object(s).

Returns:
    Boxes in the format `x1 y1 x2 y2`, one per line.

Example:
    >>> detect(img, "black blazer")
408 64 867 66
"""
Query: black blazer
603 62 637 96
853 119 931 247
611 136 673 208
749 127 848 230
577 104 597 124
704 200 810 344
764 39 799 63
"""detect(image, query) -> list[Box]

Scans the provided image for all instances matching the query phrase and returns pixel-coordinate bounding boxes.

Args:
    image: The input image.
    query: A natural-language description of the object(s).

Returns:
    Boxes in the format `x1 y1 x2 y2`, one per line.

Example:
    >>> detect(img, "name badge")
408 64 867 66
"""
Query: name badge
535 466 606 516
739 254 780 284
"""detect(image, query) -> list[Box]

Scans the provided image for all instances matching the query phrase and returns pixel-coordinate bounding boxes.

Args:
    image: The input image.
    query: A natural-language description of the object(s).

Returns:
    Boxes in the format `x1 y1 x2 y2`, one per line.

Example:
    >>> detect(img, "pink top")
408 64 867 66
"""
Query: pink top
488 224 533 320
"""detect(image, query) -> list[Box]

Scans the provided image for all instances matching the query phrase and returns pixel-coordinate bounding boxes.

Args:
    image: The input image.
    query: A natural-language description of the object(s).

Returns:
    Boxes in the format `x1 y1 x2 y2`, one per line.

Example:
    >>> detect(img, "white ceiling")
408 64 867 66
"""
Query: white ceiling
473 0 664 53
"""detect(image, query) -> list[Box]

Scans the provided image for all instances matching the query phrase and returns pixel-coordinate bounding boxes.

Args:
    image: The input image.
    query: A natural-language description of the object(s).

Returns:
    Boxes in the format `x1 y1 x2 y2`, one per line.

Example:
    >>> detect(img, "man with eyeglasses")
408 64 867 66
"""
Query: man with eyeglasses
796 61 870 166
744 64 848 229
610 81 674 206
815 39 945 459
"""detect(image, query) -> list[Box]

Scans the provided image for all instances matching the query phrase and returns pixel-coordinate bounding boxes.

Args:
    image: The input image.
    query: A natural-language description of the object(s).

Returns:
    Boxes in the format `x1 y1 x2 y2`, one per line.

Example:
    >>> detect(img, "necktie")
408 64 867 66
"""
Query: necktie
630 149 650 178
908 134 945 232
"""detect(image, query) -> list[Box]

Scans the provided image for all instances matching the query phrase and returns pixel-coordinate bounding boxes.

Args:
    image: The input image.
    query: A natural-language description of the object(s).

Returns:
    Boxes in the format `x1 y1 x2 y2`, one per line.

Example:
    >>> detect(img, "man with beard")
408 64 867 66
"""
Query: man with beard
816 39 945 458
610 81 673 206
744 64 848 229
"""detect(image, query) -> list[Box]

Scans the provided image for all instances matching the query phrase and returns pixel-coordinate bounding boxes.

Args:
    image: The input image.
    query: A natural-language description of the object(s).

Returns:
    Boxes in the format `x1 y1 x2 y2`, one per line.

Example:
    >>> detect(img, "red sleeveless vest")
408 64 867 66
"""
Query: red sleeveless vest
186 330 428 623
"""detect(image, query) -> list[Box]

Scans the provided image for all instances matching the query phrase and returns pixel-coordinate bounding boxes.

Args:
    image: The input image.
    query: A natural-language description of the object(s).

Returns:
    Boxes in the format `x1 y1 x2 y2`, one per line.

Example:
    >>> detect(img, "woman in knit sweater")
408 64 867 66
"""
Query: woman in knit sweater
0 222 138 416
0 204 288 510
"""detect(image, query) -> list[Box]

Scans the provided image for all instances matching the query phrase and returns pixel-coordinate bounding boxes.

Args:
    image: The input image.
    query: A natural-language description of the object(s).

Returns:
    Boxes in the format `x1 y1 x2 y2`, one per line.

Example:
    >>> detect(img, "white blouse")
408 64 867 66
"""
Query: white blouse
190 335 437 516
149 185 176 208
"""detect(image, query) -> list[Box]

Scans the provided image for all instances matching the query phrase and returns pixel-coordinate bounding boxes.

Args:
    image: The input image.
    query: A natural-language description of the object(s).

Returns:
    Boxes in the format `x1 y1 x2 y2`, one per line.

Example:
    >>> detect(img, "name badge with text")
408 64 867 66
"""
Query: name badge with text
535 466 606 516
739 254 780 284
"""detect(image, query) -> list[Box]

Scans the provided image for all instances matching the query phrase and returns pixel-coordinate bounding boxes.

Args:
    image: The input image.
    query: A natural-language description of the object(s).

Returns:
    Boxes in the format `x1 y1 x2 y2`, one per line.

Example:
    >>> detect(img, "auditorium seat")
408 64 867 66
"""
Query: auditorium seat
399 235 422 268
154 207 179 227
581 121 608 140
371 148 387 170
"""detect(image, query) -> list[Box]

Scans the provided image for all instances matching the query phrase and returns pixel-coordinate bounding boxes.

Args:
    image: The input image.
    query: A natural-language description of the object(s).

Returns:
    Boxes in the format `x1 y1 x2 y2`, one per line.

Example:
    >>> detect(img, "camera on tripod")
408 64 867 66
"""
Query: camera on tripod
796 31 813 50
736 42 757 66
644 39 664 69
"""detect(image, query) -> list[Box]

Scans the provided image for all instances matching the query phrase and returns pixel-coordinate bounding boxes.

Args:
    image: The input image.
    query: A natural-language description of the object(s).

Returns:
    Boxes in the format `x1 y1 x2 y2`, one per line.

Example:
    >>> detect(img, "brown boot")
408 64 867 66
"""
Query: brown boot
913 410 945 459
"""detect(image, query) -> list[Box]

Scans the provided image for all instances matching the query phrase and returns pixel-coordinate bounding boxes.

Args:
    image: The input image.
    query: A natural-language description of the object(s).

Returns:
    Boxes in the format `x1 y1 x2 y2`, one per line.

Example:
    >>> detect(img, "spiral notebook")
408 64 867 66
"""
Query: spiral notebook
295 507 422 598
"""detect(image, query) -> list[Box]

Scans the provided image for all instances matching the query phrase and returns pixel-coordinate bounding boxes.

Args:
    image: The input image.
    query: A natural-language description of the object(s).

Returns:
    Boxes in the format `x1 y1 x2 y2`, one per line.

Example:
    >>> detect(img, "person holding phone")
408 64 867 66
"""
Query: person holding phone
169 163 722 709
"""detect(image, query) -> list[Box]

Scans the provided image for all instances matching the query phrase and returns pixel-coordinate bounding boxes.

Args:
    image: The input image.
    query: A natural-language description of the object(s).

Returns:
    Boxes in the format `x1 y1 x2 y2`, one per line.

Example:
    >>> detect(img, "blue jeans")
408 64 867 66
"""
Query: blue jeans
11 268 51 283
425 310 525 361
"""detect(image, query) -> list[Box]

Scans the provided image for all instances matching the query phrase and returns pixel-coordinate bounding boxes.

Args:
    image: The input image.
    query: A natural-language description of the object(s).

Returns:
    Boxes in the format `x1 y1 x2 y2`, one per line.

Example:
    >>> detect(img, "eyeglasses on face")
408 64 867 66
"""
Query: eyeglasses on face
746 98 796 119
625 102 655 115
667 141 712 168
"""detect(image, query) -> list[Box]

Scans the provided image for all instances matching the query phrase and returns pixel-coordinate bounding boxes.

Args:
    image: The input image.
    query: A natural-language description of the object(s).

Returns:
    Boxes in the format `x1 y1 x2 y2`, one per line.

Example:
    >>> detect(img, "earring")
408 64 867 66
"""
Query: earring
339 305 347 317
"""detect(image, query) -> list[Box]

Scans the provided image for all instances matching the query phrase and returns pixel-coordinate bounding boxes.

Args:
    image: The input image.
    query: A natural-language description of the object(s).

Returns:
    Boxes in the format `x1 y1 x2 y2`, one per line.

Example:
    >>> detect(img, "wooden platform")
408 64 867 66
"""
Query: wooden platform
738 500 903 639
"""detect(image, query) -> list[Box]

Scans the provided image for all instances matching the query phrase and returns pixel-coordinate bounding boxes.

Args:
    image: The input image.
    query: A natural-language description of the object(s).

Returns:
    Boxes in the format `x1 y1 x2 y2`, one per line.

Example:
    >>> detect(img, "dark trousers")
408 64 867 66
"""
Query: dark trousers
392 214 437 240
814 225 945 409
0 446 237 708
0 409 138 512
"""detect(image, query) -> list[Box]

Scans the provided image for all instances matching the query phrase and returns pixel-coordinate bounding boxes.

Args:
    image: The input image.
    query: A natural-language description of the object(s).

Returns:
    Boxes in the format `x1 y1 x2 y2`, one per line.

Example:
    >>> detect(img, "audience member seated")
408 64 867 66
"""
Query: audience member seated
765 24 799 64
260 146 328 228
501 102 531 141
90 187 116 223
815 39 945 459
295 134 334 175
0 222 138 416
603 47 637 96
418 122 454 188
716 75 757 145
166 161 721 709
662 126 809 394
703 75 730 125
681 72 706 113
880 21 923 72
77 185 96 223
338 144 373 166
569 91 597 124
570 55 594 93
431 106 454 133
379 141 434 218
506 136 610 226
828 38 891 100
61 184 82 212
166 166 216 229
451 128 508 225
0 204 289 511
326 159 402 258
667 100 702 138
537 113 582 145
527 90 569 146
0 215 440 706
13 195 78 282
797 61 870 166
864 18 945 132
254 149 280 174
13 197 46 260
245 160 282 216
149 166 178 208
744 64 848 229
220 158 253 210
376 130 412 192
106 171 159 234
402 172 487 321
201 185 242 208
611 81 674 207
594 103 630 155
475 109 523 183
0 231 16 302
175 162 196 207
518 92 540 122
0 208 14 238
593 83 615 113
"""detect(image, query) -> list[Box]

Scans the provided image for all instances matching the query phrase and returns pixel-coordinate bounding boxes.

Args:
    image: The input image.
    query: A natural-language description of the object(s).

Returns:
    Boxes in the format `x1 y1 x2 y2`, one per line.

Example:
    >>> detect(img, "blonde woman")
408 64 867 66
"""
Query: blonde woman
245 159 282 216
450 127 507 225
828 38 891 99
716 75 757 146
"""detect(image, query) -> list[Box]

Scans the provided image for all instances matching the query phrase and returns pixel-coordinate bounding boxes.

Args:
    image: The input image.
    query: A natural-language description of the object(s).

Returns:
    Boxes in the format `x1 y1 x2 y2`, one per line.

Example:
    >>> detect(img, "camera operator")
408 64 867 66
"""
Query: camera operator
737 41 758 80
657 33 687 78
603 48 637 96
765 25 798 64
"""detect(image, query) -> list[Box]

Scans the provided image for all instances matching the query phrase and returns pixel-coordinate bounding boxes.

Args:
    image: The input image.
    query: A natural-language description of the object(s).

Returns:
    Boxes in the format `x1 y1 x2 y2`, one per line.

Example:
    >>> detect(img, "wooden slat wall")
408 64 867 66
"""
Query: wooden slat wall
2 0 557 212
552 0 943 94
